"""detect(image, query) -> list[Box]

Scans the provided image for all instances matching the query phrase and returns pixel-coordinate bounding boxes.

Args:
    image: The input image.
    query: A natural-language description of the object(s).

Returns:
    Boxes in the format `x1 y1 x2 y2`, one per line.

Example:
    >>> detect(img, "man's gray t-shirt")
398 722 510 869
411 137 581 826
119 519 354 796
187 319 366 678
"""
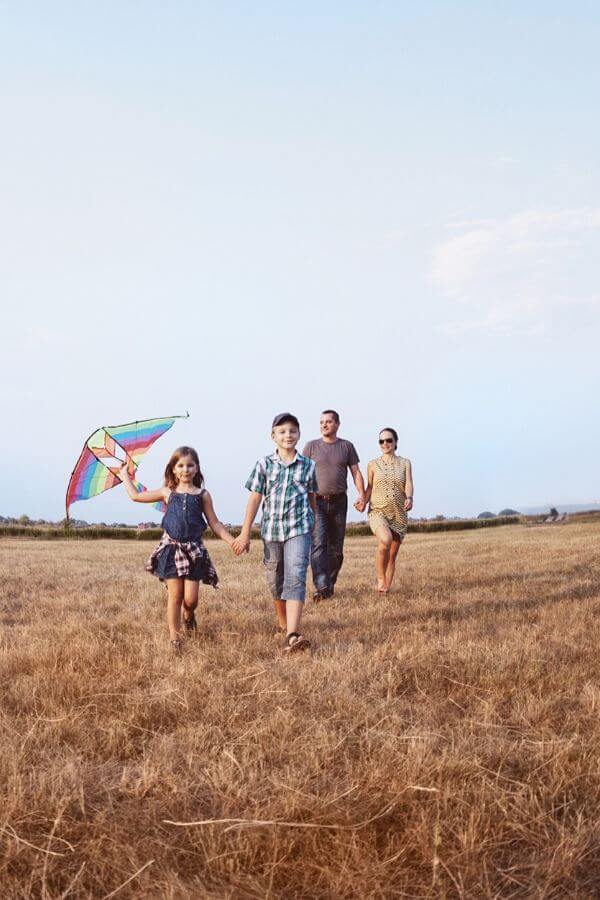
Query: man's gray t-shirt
301 439 360 494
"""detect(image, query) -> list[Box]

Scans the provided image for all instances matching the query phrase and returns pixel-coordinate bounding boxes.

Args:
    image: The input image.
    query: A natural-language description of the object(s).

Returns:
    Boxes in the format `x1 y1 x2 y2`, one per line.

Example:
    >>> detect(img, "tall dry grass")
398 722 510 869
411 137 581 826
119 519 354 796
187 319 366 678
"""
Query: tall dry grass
1 522 599 898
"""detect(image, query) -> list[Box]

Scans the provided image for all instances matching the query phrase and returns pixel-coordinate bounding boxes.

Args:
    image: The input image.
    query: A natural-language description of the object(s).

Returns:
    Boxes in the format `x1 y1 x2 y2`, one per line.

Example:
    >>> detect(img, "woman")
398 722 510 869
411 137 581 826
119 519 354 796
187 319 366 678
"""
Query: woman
357 428 413 594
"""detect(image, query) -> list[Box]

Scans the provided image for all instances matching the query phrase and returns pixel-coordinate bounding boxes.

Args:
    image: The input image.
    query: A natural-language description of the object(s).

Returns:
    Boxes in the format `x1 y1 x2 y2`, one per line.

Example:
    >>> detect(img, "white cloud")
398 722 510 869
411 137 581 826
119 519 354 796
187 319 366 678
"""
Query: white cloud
432 209 600 334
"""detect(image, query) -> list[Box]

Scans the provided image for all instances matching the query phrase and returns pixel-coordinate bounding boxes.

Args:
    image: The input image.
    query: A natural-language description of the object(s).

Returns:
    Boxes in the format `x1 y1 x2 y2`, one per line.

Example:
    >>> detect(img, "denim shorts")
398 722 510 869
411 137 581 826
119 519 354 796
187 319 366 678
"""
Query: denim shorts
263 532 311 602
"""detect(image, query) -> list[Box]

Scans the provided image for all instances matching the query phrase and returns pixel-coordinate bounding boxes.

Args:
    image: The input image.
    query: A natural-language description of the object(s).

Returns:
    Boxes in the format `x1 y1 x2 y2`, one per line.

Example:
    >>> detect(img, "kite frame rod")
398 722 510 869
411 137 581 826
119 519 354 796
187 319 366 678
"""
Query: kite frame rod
64 411 190 521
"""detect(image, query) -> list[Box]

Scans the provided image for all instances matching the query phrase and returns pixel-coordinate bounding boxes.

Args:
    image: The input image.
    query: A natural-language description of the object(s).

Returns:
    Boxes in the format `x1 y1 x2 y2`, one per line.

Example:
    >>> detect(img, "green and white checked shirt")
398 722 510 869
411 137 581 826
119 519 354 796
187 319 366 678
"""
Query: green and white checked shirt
245 451 318 542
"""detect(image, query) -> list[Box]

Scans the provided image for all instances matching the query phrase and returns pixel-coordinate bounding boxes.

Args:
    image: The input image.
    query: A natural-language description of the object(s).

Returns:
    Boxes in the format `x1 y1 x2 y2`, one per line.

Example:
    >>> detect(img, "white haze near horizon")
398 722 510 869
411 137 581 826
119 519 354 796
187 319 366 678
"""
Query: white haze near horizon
1 3 599 526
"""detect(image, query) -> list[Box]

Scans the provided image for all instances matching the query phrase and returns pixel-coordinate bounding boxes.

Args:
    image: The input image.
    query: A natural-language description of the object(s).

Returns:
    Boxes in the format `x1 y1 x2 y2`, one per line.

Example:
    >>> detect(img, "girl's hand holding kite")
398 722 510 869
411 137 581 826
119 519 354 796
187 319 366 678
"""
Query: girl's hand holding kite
118 463 169 505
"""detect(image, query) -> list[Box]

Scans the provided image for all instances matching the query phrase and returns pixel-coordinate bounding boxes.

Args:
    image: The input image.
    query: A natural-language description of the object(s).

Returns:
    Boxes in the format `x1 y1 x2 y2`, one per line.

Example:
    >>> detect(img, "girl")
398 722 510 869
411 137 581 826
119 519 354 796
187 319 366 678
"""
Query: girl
357 428 414 594
120 446 237 653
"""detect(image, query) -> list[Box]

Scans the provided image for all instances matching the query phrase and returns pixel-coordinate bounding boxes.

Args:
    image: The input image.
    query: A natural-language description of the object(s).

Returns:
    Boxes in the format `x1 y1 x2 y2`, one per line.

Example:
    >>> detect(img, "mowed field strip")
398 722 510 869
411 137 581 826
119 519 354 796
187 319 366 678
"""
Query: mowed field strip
1 524 600 898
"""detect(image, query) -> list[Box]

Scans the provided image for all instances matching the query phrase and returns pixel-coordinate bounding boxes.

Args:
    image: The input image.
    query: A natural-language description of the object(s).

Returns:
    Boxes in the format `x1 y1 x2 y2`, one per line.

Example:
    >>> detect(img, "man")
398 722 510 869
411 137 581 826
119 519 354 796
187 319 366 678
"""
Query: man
302 410 366 601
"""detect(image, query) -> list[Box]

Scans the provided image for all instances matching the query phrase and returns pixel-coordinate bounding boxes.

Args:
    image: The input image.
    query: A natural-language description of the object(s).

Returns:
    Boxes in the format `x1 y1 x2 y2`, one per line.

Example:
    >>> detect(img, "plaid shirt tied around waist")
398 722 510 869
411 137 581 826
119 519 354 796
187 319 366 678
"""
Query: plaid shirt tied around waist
245 451 317 542
146 532 218 585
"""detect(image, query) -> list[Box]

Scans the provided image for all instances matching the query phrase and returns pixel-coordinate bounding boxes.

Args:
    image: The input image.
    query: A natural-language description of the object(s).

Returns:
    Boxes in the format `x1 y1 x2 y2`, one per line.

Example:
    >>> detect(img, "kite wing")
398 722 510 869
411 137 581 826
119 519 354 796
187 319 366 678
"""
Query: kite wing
66 414 188 519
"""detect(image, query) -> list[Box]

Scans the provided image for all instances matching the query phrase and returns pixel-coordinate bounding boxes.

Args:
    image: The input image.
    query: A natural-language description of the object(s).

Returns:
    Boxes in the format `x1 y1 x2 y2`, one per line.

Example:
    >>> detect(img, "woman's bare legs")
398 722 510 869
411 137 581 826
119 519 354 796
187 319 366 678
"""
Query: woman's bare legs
166 579 184 640
375 525 393 592
384 534 403 590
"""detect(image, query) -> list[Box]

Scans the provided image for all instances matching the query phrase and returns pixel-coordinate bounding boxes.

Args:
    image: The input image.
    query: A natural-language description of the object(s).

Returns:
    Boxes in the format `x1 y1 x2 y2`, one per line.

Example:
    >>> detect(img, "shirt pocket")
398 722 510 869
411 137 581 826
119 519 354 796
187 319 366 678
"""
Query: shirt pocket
265 469 280 497
291 468 308 496
267 468 280 486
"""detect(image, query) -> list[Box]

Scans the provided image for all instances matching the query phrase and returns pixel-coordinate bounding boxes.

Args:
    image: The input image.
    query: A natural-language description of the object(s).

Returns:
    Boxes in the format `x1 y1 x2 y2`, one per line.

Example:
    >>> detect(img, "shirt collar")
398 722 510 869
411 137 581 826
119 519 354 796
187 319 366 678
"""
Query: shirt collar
271 449 300 468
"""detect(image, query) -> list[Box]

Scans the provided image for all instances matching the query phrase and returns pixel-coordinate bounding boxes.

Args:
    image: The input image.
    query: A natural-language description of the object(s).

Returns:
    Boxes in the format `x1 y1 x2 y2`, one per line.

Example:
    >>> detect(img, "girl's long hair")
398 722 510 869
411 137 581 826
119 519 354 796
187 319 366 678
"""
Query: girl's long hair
164 446 204 490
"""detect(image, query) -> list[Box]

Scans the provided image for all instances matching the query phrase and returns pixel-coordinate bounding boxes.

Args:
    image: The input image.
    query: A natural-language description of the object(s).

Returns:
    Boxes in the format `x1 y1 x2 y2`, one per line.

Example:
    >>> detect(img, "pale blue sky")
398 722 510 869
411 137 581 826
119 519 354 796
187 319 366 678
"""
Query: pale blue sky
1 2 599 523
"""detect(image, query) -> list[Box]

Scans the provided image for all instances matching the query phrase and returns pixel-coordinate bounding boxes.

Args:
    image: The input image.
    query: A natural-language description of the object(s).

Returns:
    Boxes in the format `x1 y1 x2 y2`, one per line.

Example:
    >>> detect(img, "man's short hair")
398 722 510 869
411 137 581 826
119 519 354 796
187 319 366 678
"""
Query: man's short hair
321 409 340 423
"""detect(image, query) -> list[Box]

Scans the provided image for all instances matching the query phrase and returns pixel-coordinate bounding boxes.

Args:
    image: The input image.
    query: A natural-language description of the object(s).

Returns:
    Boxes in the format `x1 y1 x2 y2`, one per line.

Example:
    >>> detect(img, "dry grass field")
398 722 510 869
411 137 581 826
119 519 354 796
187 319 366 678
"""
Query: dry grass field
1 523 600 899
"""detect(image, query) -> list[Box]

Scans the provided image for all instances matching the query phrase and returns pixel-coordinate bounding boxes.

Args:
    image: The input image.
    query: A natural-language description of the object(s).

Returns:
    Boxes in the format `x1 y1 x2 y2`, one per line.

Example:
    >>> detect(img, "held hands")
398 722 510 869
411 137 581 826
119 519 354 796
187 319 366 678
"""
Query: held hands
404 498 413 512
231 535 250 556
354 496 367 513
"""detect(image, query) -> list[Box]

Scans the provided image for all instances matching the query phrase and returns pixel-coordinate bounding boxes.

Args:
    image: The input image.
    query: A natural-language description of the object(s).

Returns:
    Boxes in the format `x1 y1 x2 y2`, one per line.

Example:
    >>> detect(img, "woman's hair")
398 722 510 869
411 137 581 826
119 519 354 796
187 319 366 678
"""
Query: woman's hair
379 427 398 449
164 446 204 490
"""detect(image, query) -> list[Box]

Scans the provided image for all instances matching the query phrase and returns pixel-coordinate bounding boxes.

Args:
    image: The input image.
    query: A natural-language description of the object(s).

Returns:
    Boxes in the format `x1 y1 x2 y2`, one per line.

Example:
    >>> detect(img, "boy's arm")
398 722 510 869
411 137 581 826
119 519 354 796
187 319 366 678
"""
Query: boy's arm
119 464 169 503
232 492 262 553
309 492 317 517
233 459 266 554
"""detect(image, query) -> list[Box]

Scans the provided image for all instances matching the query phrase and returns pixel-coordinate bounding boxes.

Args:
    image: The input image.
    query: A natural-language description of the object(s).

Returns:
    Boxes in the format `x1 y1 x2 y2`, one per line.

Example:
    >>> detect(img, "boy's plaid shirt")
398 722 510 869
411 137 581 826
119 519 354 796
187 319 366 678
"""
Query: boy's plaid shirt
245 451 318 541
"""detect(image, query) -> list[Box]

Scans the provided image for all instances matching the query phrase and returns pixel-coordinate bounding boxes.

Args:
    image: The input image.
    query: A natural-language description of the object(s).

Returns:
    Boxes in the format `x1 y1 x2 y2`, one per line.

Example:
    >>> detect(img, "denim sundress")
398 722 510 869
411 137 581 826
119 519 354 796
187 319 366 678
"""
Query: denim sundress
146 491 218 585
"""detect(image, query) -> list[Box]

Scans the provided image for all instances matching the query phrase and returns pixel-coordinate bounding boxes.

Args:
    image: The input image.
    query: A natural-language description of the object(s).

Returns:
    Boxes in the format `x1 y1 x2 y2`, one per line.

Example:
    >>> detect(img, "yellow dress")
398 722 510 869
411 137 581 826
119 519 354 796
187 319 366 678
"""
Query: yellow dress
368 455 409 539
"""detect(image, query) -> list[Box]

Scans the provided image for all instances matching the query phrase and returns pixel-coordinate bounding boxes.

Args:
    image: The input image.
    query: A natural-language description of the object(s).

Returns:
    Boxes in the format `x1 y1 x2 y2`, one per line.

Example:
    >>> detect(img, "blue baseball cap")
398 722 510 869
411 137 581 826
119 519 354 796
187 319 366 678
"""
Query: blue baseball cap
272 412 300 429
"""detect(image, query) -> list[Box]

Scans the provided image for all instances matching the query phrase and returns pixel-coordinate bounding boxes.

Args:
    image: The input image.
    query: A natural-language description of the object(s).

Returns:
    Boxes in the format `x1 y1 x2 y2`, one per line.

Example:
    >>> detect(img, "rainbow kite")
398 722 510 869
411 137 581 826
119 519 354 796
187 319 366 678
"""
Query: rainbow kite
66 414 188 519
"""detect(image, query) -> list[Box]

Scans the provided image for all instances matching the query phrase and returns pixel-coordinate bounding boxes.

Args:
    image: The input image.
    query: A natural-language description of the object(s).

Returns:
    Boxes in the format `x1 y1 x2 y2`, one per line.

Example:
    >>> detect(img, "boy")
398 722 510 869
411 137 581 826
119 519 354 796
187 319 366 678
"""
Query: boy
233 413 317 652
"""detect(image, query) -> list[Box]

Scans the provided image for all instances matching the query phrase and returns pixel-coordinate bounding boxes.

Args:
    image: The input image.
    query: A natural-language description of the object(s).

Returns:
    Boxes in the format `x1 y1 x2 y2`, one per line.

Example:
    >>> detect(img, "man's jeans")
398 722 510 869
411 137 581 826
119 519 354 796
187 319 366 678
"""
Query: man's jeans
310 494 348 594
263 532 311 601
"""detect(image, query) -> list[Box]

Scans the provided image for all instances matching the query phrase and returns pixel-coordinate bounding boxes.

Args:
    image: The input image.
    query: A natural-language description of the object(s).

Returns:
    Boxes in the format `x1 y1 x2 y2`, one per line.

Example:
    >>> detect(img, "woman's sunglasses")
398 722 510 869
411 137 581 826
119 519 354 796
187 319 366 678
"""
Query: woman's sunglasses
379 438 394 445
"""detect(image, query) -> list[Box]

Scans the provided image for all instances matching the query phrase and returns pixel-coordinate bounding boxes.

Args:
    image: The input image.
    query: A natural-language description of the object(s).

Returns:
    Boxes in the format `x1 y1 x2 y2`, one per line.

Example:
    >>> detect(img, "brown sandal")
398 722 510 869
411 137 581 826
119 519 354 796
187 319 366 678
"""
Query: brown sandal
284 632 310 653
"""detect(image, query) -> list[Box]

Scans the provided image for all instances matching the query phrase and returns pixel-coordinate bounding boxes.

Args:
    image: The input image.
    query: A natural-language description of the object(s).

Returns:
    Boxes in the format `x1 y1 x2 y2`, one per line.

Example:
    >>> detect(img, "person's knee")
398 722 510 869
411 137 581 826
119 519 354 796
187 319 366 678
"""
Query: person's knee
264 565 281 593
285 561 309 595
311 527 327 553
378 535 392 551
282 575 307 602
282 538 310 599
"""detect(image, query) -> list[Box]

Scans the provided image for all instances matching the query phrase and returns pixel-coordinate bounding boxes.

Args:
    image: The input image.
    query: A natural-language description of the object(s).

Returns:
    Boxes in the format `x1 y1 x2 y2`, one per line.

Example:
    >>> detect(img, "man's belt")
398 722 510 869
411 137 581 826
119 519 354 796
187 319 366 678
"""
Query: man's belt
316 492 346 501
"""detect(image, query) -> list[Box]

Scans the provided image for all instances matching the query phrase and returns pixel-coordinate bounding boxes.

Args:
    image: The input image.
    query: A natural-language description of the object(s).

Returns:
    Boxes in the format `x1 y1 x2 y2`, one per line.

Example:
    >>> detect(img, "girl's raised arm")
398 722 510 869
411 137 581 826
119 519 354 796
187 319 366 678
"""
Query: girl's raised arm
119 464 170 504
